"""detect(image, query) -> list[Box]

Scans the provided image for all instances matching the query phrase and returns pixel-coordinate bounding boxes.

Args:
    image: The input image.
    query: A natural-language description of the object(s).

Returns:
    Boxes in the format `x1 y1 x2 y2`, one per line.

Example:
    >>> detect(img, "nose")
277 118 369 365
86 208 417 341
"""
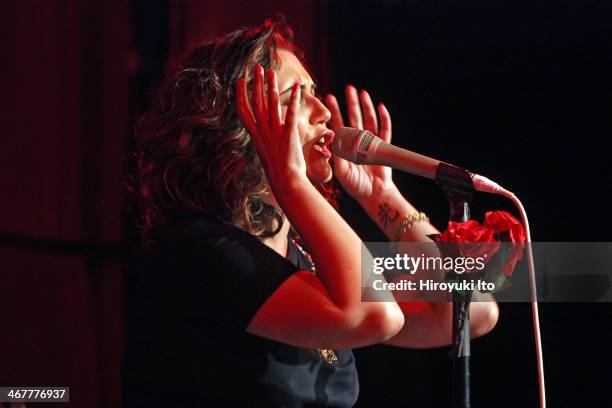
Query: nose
309 95 331 126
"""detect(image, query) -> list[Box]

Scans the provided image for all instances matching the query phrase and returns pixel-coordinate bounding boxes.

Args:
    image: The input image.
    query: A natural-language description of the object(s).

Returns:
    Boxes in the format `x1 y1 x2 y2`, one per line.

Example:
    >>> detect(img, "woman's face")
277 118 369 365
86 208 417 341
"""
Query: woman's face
274 49 334 185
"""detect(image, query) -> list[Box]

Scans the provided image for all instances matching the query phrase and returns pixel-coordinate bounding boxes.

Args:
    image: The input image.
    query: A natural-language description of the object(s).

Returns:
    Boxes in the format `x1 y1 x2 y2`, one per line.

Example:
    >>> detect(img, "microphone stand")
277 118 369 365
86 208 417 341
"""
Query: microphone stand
435 163 475 408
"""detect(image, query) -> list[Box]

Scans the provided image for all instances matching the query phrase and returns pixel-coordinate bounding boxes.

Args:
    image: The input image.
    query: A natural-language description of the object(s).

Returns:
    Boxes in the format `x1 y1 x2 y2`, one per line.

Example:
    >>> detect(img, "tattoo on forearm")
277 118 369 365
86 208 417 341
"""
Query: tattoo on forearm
378 202 399 229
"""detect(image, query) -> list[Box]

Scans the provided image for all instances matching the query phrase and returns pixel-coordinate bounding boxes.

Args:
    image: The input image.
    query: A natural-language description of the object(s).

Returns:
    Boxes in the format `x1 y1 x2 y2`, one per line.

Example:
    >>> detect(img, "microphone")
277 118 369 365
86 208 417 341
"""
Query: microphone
331 127 506 194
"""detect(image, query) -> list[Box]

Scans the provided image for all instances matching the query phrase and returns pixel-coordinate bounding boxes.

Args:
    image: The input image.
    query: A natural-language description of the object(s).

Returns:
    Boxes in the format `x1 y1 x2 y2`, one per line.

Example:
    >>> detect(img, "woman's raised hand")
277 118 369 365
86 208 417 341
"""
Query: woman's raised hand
324 86 396 202
236 64 306 191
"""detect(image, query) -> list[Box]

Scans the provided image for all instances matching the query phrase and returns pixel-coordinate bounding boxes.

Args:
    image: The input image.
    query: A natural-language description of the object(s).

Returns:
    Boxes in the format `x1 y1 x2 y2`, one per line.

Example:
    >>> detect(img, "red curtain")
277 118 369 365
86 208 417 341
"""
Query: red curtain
2 1 129 406
2 2 327 406
168 0 331 91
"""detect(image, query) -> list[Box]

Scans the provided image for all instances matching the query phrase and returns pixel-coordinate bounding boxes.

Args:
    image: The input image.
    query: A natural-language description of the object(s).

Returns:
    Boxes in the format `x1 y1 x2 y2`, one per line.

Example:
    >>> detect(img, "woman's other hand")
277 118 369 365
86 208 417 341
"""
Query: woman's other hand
324 85 396 203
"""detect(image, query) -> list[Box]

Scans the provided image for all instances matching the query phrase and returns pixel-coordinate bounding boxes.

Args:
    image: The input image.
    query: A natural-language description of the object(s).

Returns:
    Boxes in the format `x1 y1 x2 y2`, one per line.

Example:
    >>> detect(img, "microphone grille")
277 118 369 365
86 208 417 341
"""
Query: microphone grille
357 132 374 161
332 127 376 163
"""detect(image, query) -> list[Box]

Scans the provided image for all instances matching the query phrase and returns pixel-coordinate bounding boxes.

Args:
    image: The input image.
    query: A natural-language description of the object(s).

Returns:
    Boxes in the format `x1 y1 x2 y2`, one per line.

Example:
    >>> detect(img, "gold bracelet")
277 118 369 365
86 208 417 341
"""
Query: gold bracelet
394 212 429 241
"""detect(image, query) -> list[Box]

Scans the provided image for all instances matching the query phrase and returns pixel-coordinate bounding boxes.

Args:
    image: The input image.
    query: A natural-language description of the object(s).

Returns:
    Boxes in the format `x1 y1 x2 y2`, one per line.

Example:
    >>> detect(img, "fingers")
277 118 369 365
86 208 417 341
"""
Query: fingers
359 89 378 135
252 64 271 138
236 77 269 167
267 69 281 131
237 65 282 141
236 67 305 182
324 94 344 130
378 102 392 143
345 85 364 129
284 82 301 138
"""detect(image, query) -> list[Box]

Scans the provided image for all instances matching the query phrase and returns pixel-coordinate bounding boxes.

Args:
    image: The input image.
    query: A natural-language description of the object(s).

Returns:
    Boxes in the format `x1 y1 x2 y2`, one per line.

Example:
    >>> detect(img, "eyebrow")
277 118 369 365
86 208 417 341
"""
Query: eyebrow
279 82 317 96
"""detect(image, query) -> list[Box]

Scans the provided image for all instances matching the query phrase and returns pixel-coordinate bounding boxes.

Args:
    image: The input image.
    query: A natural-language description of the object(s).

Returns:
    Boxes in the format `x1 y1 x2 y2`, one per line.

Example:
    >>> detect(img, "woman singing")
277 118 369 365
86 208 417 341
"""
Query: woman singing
122 16 498 407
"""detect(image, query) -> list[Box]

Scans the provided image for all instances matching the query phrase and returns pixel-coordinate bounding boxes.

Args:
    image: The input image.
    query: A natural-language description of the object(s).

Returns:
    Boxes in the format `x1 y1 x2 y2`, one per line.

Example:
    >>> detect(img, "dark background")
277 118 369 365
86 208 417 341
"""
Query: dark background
3 0 611 406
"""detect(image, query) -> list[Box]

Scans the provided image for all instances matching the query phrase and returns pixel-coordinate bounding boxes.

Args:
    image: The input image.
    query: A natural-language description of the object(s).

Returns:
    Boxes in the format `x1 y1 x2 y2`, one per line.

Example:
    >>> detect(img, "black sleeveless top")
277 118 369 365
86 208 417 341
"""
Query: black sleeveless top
121 214 359 407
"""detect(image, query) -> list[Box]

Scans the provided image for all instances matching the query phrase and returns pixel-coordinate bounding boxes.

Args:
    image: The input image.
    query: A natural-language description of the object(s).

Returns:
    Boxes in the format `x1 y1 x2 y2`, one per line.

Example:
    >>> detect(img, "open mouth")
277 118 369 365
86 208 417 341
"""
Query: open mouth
312 129 335 158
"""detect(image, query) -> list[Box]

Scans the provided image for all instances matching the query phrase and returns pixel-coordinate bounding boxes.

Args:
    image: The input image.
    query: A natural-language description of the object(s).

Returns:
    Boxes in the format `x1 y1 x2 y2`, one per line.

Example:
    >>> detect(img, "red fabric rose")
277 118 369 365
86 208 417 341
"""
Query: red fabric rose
484 211 525 243
438 220 498 245
431 211 526 285
484 211 525 276
436 220 500 268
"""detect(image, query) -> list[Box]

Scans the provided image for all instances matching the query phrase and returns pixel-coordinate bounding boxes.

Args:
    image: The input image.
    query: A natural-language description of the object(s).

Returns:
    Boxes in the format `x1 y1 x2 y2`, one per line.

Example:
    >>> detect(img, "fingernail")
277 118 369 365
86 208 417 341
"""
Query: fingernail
256 64 263 74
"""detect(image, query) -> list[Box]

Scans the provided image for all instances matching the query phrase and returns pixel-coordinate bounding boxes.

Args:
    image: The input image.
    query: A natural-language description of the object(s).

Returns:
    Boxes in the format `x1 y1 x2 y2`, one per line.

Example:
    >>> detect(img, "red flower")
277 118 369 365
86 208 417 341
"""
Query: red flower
484 211 525 243
484 211 526 276
436 220 500 269
431 211 526 285
439 220 495 244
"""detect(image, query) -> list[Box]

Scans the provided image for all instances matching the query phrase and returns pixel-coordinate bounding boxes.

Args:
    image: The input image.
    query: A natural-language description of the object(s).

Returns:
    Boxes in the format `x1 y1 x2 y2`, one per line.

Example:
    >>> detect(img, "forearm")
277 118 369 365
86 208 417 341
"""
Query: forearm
277 179 402 321
383 292 499 348
357 185 439 242
356 186 498 347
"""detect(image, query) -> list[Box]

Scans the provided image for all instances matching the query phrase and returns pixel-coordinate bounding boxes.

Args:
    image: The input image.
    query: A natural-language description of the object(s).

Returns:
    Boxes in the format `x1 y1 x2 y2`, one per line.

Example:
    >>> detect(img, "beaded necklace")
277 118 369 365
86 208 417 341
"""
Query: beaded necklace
290 238 338 367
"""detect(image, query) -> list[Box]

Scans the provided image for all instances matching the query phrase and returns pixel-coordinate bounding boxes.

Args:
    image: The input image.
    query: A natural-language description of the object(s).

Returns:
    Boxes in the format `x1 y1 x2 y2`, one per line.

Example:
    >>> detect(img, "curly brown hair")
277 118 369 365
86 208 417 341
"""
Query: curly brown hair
131 16 337 250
